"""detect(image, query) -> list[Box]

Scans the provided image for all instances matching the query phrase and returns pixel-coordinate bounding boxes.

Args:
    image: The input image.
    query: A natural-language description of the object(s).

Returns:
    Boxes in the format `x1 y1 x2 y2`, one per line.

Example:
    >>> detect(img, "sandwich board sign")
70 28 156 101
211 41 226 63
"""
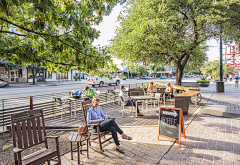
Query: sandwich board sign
158 107 186 147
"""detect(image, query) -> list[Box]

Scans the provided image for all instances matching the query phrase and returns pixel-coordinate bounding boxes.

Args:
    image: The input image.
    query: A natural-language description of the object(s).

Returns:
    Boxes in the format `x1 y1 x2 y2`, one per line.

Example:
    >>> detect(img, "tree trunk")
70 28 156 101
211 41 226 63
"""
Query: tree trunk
176 68 183 85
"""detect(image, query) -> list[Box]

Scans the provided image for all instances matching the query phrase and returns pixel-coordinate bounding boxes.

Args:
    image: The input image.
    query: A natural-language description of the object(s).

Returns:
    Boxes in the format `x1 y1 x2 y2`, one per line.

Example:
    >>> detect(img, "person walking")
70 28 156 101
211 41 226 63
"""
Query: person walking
235 74 239 87
230 75 233 81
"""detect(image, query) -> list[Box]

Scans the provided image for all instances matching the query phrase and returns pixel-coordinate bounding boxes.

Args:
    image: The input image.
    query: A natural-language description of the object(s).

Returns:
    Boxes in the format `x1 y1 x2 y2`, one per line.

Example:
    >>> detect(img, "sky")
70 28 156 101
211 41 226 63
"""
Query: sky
92 4 123 47
92 4 233 62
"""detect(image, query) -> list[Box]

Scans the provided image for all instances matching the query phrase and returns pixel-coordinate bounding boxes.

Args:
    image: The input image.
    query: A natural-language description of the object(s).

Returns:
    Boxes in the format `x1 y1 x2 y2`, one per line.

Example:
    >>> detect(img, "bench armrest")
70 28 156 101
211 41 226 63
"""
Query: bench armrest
13 147 23 153
46 136 60 139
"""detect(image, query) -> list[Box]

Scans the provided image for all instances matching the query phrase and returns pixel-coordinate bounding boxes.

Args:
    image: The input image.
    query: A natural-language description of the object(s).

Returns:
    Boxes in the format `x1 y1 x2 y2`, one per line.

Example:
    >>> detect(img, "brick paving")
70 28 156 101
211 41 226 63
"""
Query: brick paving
42 83 240 164
44 101 198 128
160 114 240 165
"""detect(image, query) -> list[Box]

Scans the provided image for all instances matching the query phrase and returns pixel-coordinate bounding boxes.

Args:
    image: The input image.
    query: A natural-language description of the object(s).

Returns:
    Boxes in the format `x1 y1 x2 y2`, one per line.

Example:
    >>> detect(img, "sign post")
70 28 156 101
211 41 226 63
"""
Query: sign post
158 107 186 147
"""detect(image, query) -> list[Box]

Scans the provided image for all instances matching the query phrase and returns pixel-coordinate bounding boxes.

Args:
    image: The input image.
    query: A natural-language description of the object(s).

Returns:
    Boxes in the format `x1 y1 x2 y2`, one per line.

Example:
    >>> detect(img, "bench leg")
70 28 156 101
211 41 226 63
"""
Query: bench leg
87 139 89 159
77 142 80 164
71 142 73 160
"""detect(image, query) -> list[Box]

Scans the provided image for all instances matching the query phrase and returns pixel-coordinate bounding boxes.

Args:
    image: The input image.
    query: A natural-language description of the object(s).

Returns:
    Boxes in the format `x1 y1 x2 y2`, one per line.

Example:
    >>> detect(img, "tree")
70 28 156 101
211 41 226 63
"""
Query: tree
205 60 233 77
130 65 148 76
149 63 165 72
0 0 126 81
110 0 240 85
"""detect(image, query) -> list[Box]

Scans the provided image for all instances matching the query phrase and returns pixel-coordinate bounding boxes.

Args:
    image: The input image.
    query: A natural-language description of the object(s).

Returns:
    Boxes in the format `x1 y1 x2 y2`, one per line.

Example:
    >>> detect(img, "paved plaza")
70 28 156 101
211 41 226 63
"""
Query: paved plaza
54 83 240 165
1 82 240 165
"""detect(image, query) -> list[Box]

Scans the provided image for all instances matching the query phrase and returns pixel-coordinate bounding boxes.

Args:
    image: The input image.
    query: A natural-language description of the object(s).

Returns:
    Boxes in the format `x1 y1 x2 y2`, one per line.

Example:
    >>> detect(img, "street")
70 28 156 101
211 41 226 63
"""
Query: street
0 78 200 99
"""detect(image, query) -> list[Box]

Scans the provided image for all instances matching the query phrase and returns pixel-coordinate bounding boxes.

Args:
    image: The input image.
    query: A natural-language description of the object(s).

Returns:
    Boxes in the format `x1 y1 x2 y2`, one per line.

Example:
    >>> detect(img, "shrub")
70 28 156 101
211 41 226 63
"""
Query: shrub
196 80 210 83
122 75 127 80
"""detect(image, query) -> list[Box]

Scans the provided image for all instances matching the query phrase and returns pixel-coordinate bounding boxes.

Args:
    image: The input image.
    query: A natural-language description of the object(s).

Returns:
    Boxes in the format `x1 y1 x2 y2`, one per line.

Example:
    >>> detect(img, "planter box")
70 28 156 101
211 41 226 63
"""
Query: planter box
197 82 210 87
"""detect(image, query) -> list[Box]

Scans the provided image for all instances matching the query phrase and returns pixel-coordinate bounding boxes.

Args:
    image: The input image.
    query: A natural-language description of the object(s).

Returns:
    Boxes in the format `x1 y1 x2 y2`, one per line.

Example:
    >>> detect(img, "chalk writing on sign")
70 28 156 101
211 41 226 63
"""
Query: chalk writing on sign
161 117 177 126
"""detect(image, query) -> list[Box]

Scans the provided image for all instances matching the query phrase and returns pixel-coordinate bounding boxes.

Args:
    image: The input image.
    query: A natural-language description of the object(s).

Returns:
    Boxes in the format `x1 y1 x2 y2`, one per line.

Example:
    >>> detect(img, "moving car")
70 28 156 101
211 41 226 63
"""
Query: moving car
171 76 176 79
160 76 167 79
0 79 10 87
87 74 120 87
140 76 152 80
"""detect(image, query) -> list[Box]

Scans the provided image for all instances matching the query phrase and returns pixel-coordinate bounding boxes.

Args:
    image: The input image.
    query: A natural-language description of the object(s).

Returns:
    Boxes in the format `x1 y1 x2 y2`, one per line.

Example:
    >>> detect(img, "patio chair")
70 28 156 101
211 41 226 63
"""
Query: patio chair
154 93 162 107
119 96 134 117
81 100 114 152
53 96 72 120
11 109 61 165
107 89 115 105
164 90 173 104
95 90 101 98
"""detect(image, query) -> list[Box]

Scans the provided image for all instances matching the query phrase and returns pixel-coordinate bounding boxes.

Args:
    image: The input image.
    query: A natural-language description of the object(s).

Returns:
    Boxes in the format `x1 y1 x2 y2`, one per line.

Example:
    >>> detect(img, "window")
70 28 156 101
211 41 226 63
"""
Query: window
0 67 9 78
57 73 68 79
46 71 52 78
28 69 33 79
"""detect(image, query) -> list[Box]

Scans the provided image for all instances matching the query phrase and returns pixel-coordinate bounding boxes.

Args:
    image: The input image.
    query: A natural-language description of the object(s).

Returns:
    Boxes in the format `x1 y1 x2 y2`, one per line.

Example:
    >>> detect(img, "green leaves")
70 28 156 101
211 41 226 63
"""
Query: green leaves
111 0 240 83
0 0 126 74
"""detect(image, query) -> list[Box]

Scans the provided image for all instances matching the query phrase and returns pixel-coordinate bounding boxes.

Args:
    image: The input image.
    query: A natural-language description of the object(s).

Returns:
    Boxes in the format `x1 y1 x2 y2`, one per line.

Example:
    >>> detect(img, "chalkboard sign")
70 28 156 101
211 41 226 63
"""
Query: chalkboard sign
158 107 186 147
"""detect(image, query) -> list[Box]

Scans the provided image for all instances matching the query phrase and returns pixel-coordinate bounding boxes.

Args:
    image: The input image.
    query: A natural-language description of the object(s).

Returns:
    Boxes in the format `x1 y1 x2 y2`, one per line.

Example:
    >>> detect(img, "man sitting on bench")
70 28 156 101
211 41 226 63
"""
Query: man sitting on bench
119 85 144 116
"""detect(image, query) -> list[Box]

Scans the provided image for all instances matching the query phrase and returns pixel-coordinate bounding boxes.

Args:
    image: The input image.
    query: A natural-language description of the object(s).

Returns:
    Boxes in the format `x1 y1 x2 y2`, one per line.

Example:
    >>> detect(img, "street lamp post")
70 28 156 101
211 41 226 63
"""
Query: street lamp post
224 46 227 78
220 39 223 81
217 39 225 92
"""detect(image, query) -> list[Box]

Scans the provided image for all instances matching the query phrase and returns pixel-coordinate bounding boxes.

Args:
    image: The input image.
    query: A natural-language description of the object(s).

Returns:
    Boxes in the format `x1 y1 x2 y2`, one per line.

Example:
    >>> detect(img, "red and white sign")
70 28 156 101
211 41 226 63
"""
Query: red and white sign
227 55 240 68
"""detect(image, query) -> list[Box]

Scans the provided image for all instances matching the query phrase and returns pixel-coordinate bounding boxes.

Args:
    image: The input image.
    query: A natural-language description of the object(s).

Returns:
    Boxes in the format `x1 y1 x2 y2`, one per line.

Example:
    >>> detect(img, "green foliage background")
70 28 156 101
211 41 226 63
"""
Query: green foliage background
110 0 240 84
0 0 126 75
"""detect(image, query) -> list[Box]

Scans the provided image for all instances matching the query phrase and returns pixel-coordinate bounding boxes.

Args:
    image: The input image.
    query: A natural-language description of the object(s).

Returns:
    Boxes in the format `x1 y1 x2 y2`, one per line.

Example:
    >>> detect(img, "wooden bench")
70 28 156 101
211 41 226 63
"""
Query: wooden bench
11 109 61 165
154 81 201 115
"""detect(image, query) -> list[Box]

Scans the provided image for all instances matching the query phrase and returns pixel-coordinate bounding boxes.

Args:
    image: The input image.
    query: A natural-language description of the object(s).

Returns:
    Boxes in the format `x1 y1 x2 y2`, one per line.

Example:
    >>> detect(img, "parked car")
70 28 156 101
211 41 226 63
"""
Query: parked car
0 79 9 87
171 76 176 79
87 74 120 87
140 76 152 80
160 76 167 79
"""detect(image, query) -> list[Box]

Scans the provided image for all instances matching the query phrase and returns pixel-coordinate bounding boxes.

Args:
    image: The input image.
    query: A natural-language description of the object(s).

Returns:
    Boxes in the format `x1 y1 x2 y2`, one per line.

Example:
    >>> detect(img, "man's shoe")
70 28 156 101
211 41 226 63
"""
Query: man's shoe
137 113 144 116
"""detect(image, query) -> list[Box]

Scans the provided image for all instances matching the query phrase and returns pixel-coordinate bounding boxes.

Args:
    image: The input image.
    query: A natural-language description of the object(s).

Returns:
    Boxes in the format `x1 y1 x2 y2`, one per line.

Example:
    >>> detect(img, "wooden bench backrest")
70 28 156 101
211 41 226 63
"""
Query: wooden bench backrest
11 109 47 155
130 91 140 96
81 100 92 125
129 88 144 96
157 87 166 95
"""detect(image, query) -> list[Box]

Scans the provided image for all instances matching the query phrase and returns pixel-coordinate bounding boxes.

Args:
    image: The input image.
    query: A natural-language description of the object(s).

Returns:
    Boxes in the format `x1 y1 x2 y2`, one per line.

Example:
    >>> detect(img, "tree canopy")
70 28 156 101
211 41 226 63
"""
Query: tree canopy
204 60 233 77
0 0 126 75
148 63 165 72
130 65 148 76
110 0 240 85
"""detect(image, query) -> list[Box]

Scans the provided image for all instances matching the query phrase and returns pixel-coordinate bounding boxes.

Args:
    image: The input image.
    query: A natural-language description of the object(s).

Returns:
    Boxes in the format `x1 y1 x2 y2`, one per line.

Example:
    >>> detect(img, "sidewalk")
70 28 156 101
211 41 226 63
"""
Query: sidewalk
8 79 87 88
55 83 240 165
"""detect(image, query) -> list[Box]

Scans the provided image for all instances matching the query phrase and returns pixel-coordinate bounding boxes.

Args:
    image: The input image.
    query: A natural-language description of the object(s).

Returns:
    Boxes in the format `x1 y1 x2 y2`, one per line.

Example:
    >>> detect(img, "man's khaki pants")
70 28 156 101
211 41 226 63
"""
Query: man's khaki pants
235 80 239 87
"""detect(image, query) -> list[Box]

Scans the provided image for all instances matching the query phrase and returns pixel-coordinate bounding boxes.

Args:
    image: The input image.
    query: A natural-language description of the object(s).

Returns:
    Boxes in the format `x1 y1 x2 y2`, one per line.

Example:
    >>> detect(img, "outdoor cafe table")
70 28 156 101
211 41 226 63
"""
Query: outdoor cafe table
68 97 91 118
130 95 156 117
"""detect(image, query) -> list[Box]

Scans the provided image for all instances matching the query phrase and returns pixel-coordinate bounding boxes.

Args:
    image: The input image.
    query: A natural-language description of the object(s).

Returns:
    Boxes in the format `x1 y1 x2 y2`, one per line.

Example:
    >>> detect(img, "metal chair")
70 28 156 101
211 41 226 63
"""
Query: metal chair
95 90 101 98
154 93 162 107
119 96 134 117
53 96 72 120
107 89 115 105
